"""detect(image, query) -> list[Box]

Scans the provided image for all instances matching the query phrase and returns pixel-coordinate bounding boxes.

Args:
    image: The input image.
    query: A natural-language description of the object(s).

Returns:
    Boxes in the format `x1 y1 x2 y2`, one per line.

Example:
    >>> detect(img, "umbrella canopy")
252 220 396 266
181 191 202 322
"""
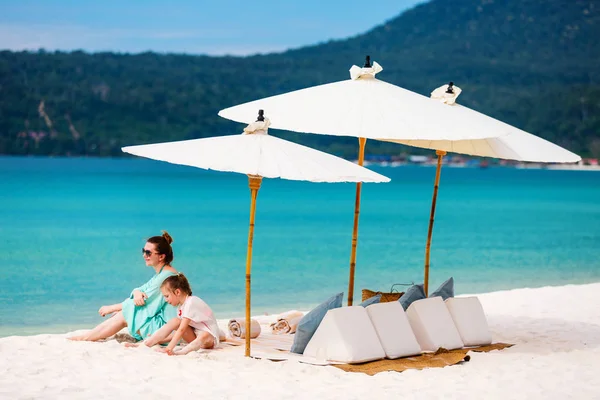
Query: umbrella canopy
219 59 525 142
121 120 389 183
122 111 390 357
388 83 581 163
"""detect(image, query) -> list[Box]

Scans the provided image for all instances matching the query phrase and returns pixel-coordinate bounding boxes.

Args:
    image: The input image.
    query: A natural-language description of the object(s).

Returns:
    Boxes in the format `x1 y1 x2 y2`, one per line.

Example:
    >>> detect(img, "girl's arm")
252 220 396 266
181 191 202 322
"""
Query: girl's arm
98 303 123 317
161 318 192 354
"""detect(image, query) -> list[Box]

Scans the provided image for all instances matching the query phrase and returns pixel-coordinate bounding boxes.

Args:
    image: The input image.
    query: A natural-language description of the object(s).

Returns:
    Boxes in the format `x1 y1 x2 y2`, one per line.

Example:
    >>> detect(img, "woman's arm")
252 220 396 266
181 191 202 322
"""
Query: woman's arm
160 318 192 354
98 303 123 317
129 272 167 303
128 277 153 299
131 290 148 306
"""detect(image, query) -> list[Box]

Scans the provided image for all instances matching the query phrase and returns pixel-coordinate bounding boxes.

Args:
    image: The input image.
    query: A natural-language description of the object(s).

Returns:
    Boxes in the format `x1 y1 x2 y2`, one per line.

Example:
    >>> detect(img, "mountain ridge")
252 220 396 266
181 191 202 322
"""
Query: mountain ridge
1 0 598 158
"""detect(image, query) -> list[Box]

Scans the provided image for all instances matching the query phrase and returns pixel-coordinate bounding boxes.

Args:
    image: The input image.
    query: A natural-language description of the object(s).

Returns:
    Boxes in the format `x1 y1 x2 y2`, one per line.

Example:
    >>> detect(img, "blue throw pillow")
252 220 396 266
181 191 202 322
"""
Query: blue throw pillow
290 292 343 354
398 284 426 310
359 294 381 307
430 277 454 300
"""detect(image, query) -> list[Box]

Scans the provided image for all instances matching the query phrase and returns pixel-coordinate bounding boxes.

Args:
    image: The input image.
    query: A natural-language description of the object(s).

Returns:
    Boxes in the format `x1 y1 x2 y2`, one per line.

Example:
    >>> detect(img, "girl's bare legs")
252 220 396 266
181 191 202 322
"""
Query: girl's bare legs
142 318 181 347
181 326 196 344
125 320 193 349
68 312 127 341
174 331 215 355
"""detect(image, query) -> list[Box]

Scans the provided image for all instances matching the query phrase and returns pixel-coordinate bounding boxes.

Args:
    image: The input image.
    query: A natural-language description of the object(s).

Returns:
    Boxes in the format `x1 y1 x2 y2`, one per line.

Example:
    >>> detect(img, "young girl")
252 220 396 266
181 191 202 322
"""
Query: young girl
140 273 220 355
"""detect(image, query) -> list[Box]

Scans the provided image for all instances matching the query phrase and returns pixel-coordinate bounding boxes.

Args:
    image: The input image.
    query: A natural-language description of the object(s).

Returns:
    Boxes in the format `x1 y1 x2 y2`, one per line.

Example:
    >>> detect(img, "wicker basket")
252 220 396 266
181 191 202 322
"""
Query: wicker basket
362 288 404 303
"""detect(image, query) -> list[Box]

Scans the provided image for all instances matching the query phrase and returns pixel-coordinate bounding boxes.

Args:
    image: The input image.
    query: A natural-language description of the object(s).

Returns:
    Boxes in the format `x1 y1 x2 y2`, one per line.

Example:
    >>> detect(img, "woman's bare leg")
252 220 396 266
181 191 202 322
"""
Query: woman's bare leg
69 320 108 341
68 312 127 341
68 316 116 341
174 331 215 355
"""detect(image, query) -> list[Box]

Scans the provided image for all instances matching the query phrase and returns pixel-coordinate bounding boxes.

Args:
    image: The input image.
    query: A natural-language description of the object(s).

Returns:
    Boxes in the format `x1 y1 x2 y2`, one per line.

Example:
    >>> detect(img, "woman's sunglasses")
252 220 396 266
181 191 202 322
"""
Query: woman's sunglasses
142 248 159 257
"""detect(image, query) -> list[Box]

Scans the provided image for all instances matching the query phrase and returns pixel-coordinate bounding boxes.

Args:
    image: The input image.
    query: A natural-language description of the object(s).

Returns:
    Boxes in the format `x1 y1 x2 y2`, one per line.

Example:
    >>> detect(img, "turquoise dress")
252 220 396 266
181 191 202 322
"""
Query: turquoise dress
121 267 178 340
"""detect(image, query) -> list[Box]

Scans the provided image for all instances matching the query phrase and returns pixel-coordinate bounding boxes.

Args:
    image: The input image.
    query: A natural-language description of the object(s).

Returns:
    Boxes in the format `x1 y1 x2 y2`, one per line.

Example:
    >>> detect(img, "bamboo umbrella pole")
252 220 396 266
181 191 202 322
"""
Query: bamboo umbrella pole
347 137 367 306
424 150 446 296
245 175 262 357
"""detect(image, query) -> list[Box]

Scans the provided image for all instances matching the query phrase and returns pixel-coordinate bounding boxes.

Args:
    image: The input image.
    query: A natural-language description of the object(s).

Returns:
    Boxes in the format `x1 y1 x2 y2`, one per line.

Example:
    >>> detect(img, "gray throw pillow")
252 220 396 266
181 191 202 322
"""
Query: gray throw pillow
398 284 426 310
430 277 454 300
290 292 344 354
359 294 382 307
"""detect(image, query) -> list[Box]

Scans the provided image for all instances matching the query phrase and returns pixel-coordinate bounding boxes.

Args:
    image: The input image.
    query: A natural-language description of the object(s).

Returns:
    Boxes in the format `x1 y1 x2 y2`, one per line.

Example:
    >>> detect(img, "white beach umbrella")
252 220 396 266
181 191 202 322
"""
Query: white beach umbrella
384 82 581 295
122 110 390 357
121 121 389 183
218 57 582 300
218 57 527 305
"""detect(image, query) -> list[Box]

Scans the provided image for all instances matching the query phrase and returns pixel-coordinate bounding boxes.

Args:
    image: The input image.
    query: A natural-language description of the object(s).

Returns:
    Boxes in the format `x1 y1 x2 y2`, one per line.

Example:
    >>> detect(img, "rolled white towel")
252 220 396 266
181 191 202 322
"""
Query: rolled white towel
228 318 261 339
270 310 304 335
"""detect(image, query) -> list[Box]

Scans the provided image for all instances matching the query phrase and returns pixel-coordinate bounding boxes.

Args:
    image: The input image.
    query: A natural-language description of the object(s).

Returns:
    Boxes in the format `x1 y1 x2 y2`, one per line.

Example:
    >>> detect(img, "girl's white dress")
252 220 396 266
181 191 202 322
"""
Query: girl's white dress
178 296 220 346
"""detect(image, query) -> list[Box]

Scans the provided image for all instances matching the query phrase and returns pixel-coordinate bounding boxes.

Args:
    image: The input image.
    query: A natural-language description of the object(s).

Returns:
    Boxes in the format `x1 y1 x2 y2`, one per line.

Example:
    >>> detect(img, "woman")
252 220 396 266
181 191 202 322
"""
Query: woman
68 231 178 341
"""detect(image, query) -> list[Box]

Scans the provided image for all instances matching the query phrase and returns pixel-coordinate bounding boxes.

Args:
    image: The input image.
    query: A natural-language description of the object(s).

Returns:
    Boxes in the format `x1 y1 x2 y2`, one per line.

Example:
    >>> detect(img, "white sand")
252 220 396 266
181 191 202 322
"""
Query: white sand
1 283 600 399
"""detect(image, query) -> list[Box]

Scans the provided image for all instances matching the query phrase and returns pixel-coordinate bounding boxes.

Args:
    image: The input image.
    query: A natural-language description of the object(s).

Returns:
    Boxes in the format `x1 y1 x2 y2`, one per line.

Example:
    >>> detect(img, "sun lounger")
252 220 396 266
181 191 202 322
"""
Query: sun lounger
303 306 385 364
445 297 492 346
365 301 421 359
406 296 464 351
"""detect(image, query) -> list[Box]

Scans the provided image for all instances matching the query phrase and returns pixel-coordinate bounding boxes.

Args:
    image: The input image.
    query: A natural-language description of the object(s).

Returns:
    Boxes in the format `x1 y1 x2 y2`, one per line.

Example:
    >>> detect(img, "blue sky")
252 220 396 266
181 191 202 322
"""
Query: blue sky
0 0 424 55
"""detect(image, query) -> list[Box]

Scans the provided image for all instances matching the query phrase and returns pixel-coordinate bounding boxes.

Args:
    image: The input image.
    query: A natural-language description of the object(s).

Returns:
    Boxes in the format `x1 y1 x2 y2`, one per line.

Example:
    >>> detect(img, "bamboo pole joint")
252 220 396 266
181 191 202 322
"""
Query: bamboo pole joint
248 175 263 190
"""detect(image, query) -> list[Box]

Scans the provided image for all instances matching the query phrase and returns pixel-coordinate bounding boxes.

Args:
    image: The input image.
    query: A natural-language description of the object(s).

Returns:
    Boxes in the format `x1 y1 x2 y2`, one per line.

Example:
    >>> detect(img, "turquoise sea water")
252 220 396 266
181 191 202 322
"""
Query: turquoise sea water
1 156 599 337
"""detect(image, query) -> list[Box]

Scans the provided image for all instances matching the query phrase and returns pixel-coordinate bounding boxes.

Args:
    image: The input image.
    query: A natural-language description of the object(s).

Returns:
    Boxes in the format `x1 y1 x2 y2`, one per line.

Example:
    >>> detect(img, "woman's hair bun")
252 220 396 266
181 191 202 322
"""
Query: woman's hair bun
161 230 173 244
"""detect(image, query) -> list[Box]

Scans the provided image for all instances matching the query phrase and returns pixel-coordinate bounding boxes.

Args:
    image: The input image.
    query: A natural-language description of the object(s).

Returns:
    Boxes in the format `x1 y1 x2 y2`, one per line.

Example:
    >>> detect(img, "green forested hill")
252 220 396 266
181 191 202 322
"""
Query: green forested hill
1 0 599 158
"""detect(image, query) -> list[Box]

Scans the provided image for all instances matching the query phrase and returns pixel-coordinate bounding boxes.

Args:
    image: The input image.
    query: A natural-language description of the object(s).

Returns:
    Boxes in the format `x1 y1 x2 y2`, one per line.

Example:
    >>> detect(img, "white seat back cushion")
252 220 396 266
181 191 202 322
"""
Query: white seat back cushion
366 301 421 359
303 306 385 364
406 297 464 351
445 297 492 346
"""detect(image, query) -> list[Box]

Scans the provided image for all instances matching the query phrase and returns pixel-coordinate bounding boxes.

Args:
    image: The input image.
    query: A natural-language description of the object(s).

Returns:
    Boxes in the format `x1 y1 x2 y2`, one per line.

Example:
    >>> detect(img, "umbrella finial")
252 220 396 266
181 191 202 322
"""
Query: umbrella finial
350 57 382 80
244 111 270 135
431 82 462 105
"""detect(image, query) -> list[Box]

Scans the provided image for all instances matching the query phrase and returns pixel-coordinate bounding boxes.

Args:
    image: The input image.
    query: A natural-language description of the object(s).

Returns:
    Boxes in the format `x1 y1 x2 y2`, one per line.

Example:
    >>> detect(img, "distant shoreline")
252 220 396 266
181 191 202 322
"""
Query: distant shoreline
2 155 599 172
356 160 600 171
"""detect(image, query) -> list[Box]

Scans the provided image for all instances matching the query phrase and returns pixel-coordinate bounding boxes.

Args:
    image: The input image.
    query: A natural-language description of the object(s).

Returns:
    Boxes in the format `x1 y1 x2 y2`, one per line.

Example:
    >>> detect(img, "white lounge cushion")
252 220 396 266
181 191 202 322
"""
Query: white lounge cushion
445 297 492 347
366 301 422 359
303 306 385 364
406 297 464 351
